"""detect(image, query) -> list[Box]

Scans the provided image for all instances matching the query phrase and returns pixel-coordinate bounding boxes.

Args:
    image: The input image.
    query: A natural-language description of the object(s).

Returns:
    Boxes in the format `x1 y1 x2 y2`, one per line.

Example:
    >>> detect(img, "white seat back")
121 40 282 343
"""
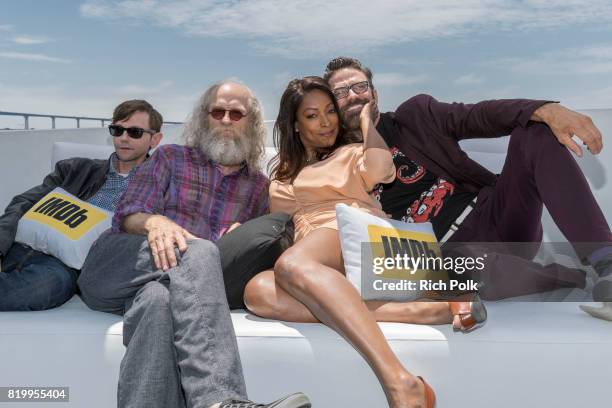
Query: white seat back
52 142 114 169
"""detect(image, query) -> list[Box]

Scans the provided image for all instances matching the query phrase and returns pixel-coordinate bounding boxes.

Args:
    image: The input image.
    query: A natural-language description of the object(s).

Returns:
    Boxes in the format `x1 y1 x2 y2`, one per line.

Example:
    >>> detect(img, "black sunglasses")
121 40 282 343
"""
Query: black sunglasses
331 80 370 100
108 124 157 139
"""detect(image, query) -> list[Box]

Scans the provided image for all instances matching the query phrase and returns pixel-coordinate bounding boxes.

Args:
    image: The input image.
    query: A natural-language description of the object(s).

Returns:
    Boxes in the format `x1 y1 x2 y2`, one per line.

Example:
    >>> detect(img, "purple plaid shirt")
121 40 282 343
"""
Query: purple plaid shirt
112 144 269 242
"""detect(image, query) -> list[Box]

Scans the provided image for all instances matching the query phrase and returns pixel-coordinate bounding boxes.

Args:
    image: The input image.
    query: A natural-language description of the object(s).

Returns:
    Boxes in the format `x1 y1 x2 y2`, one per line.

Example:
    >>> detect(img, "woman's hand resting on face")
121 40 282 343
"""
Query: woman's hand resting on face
360 101 375 141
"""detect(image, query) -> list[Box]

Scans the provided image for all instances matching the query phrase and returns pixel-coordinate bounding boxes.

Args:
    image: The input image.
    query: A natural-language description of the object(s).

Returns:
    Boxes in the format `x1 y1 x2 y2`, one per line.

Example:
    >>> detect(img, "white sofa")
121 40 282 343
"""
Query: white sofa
1 114 612 407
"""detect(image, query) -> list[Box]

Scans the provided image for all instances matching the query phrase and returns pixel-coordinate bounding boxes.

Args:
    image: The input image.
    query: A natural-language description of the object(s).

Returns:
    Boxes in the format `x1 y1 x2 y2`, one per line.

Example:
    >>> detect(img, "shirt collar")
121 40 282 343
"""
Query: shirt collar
197 148 250 177
212 160 250 177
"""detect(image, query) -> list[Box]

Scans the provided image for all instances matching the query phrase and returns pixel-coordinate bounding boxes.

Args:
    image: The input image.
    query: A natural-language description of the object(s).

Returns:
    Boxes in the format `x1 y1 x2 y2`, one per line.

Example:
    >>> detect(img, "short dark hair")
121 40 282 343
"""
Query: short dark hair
323 56 374 87
112 99 163 132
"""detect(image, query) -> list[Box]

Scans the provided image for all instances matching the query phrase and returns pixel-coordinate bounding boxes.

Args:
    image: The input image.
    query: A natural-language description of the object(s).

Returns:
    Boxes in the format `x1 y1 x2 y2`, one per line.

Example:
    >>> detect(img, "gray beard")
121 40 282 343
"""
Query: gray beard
200 128 250 166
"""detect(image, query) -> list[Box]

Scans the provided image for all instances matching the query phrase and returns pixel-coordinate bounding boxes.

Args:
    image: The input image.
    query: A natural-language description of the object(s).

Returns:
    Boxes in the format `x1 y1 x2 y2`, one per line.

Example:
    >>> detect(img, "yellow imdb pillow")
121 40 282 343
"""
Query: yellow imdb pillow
336 203 447 301
15 187 112 269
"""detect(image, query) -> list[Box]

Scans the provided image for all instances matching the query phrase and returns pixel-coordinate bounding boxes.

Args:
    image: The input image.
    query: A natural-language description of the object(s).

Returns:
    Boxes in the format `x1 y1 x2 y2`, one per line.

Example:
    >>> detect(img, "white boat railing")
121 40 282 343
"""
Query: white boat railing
0 110 183 130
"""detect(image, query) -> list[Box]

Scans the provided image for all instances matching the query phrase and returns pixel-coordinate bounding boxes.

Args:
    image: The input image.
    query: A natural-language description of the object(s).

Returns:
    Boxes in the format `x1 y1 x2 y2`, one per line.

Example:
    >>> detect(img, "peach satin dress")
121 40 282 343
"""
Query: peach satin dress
269 143 396 242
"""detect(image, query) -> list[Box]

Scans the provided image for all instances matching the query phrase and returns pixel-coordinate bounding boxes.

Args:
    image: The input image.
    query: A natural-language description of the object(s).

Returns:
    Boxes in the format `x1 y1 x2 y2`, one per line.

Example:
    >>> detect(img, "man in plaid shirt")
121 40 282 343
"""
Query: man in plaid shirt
78 81 310 408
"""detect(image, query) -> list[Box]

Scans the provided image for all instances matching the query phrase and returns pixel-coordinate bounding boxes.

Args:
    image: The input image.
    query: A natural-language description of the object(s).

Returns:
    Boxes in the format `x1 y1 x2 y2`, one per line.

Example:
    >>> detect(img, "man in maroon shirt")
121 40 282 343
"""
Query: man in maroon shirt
324 57 612 320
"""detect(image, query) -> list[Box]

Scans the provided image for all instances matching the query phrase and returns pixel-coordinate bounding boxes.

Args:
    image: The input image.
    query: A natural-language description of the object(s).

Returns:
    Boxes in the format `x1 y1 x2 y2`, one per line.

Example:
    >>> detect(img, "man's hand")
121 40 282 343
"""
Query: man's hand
144 215 198 271
532 103 603 157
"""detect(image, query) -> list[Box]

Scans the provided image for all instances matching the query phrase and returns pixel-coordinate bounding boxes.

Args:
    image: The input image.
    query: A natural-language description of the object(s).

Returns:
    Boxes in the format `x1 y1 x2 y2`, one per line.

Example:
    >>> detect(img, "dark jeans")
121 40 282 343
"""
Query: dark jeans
447 123 612 299
0 243 77 311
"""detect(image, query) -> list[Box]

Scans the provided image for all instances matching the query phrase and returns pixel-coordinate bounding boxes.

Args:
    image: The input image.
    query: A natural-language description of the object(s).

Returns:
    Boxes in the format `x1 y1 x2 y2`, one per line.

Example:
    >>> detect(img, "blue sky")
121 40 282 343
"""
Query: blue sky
2 0 612 130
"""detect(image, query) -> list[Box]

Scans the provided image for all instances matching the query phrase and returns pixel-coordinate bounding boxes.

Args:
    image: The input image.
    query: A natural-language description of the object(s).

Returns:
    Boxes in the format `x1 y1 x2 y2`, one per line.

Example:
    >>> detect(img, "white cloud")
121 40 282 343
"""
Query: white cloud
454 73 485 86
0 83 87 115
13 36 52 45
450 84 522 103
0 81 196 126
374 73 429 87
272 72 295 92
496 45 612 76
79 0 612 57
0 24 12 31
387 58 444 67
0 52 71 63
114 80 175 95
557 84 612 110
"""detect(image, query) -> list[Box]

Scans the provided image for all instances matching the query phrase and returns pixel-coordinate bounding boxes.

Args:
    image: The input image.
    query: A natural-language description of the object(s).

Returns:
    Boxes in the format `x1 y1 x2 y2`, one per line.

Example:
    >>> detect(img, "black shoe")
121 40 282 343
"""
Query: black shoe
593 278 612 302
219 392 311 408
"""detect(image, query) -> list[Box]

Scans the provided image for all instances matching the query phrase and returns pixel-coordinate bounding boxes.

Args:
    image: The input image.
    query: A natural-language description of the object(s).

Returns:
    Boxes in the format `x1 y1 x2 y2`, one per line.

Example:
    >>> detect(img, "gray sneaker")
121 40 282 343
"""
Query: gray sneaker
219 392 311 408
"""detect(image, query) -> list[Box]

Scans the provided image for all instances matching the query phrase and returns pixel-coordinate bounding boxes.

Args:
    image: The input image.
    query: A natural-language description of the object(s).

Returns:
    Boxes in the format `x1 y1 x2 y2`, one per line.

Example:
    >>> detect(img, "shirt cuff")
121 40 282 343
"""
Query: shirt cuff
519 100 559 128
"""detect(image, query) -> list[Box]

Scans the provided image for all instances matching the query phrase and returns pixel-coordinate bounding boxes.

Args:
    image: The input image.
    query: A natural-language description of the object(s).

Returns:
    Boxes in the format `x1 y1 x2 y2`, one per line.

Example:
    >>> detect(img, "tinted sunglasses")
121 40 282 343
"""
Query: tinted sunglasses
332 80 370 100
209 108 246 121
108 124 156 139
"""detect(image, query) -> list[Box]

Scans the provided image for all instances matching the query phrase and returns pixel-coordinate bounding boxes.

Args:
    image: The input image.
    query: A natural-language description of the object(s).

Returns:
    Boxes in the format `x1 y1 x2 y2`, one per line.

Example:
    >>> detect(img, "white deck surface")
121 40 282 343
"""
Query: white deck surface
1 297 611 408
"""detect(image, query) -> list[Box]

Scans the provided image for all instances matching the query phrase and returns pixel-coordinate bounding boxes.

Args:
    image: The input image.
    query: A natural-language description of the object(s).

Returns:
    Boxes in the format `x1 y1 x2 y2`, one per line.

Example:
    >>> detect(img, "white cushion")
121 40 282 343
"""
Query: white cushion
335 203 441 301
459 136 510 154
1 297 611 408
14 187 112 269
262 146 277 178
52 142 113 169
1 127 612 408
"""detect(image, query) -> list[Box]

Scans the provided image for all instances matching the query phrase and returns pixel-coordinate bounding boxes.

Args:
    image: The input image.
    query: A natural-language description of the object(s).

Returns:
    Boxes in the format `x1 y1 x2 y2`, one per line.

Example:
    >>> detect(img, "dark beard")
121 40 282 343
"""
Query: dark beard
341 102 365 131
341 101 380 133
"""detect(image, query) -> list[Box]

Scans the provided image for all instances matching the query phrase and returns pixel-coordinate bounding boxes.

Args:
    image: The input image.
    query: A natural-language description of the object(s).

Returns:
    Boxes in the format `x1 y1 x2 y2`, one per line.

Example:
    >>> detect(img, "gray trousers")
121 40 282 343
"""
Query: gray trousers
77 232 247 408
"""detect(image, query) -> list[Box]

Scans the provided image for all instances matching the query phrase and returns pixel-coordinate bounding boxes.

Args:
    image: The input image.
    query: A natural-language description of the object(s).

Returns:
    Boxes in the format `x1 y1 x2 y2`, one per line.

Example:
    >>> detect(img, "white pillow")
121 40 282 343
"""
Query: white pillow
15 187 112 269
262 146 277 178
52 142 114 169
336 203 445 301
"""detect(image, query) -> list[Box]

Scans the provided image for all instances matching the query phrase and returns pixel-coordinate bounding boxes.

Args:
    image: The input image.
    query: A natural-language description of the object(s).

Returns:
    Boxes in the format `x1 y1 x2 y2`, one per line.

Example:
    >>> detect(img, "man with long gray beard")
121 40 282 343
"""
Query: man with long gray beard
77 81 310 408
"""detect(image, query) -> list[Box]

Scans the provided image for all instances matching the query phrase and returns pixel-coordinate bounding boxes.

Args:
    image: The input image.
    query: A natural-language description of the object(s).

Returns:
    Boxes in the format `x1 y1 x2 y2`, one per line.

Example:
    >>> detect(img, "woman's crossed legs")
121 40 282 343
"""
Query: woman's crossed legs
245 227 444 408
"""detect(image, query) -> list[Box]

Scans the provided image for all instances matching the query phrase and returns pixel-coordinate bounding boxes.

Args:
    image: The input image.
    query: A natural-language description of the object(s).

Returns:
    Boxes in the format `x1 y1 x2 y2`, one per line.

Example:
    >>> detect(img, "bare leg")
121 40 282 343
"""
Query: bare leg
244 270 319 323
245 270 453 325
271 228 427 408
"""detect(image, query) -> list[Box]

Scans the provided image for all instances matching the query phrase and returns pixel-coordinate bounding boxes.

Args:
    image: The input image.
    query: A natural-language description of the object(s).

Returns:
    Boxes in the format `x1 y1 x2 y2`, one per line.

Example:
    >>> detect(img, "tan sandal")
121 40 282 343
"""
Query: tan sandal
449 294 487 332
417 376 436 408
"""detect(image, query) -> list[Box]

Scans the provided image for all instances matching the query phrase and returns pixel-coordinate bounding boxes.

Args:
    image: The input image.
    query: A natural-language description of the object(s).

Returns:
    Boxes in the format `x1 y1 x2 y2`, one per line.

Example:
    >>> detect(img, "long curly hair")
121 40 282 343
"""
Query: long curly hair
270 76 353 183
182 80 266 171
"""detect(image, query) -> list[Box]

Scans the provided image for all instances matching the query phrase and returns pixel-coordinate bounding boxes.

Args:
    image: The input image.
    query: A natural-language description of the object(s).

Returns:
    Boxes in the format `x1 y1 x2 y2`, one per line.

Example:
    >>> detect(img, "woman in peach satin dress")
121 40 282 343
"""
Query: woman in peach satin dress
244 76 485 408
